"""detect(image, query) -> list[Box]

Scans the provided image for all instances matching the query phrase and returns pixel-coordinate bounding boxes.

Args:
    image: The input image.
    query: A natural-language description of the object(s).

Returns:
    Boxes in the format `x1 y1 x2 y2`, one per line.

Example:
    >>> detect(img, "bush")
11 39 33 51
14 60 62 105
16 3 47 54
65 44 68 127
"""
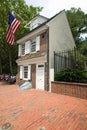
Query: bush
54 68 87 83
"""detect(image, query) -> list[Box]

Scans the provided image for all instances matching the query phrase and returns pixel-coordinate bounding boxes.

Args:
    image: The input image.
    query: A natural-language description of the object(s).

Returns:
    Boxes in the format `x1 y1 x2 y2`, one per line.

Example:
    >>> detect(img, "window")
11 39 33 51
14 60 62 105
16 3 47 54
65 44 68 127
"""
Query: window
31 39 36 52
24 66 28 79
38 65 44 68
21 44 25 55
30 36 40 52
20 65 31 80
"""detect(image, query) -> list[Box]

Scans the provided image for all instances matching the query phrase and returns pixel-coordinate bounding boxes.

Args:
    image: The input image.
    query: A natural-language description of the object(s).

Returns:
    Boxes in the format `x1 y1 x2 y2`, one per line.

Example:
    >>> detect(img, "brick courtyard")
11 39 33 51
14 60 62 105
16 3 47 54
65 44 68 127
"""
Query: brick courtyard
0 81 87 130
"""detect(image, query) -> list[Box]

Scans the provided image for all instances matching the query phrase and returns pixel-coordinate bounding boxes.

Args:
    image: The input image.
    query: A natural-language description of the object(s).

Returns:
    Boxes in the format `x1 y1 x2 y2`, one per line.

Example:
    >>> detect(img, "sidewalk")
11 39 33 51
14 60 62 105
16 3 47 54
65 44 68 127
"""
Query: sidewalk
0 81 87 130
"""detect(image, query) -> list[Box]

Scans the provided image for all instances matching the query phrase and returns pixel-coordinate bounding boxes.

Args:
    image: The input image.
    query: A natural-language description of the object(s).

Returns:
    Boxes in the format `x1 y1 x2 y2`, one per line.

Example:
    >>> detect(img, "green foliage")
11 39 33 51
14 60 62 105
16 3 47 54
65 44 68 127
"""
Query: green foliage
55 68 87 83
79 40 87 56
66 7 87 46
0 0 43 75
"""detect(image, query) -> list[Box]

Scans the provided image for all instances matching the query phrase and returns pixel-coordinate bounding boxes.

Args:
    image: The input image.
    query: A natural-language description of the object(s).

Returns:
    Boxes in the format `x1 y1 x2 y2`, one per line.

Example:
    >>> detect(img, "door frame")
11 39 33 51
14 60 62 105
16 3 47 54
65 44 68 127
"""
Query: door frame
36 63 44 90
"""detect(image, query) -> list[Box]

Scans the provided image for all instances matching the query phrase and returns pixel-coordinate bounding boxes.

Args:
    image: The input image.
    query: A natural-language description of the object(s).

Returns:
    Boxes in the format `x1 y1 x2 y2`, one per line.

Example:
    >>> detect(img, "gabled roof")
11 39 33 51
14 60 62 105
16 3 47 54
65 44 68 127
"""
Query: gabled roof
24 14 48 29
16 10 65 42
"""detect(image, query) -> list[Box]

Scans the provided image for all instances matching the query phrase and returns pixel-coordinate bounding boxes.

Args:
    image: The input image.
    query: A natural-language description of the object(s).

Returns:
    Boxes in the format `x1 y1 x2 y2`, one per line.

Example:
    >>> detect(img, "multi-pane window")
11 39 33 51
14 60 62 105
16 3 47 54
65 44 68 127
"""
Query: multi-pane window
20 65 31 80
21 44 25 55
24 66 28 79
31 39 36 52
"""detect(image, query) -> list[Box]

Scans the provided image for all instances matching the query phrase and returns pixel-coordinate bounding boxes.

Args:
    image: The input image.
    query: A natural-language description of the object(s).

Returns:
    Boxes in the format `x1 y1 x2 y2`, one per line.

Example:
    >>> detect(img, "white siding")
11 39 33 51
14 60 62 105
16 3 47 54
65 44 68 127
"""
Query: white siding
47 11 76 68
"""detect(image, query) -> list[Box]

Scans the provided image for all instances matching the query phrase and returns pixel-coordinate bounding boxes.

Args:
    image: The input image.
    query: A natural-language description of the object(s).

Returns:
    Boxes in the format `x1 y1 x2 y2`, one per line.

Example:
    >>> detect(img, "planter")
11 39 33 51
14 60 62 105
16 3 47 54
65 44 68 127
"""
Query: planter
51 81 87 99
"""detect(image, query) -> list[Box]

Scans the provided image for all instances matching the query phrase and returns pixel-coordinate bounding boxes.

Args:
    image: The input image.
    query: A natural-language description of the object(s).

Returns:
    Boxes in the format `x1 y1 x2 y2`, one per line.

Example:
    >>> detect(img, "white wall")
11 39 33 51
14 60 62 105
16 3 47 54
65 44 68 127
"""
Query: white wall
47 10 76 69
47 11 76 87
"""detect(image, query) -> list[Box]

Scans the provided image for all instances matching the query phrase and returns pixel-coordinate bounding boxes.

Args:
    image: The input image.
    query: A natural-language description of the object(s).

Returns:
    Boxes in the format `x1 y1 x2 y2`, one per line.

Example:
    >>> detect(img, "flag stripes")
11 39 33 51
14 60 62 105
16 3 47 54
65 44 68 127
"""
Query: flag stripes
11 19 21 34
6 12 20 45
6 27 14 45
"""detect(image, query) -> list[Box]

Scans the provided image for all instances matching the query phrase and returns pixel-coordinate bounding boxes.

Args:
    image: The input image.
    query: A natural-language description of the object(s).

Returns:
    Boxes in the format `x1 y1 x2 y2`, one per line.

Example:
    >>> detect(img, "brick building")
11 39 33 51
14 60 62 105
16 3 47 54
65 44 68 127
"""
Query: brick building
16 10 76 91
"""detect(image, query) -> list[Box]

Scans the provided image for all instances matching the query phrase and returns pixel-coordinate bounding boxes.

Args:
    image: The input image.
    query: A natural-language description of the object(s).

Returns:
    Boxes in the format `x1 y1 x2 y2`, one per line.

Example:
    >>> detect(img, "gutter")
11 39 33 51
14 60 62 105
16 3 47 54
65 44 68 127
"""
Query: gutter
46 29 49 91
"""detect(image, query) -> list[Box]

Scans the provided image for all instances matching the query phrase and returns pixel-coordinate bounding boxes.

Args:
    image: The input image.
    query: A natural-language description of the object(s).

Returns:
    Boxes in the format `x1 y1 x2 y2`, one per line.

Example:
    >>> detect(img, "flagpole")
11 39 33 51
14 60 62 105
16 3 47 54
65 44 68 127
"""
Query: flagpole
8 0 27 25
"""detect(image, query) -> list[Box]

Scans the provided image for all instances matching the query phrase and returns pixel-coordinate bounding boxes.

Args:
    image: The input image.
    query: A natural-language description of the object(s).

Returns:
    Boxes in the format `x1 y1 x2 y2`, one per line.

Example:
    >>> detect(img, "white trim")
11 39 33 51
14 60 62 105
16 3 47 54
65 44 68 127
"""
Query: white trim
50 68 54 81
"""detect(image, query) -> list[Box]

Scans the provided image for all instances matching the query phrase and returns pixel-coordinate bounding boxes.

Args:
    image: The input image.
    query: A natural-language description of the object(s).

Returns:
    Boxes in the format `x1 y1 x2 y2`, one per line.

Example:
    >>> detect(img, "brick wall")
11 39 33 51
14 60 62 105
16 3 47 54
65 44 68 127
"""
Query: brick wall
31 64 36 88
18 32 47 61
51 81 87 99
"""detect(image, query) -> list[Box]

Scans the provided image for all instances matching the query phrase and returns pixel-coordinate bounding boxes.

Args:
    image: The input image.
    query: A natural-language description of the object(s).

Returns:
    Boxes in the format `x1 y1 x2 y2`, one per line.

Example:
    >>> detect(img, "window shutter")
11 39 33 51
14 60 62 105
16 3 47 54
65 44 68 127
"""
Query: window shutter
28 65 31 80
18 45 21 56
25 41 31 54
36 36 40 51
20 66 23 79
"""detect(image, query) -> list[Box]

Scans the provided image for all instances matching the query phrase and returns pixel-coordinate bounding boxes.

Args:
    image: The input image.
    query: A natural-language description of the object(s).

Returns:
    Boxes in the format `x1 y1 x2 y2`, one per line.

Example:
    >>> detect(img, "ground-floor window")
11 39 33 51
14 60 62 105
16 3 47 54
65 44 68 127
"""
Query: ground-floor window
24 66 28 79
20 65 31 80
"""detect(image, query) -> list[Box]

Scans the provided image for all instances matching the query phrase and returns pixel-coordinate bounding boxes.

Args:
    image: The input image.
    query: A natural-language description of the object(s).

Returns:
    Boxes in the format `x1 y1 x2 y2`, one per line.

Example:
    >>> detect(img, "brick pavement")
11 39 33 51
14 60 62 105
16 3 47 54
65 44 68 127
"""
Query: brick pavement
0 81 87 130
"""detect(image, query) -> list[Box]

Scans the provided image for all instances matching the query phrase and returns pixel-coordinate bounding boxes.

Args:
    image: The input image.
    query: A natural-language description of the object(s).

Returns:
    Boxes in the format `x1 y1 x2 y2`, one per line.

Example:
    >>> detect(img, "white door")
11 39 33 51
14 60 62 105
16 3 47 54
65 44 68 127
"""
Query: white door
36 64 44 90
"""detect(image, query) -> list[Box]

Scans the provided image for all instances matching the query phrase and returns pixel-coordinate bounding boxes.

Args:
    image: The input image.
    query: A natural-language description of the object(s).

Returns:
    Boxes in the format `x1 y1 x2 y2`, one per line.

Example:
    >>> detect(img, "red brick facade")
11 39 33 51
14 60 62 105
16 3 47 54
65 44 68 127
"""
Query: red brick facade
51 81 87 99
17 32 48 90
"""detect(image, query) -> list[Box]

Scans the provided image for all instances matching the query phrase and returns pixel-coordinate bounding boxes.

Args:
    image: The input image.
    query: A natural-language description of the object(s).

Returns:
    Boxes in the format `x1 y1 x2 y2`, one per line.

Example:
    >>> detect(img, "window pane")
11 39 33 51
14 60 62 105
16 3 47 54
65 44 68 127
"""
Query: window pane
31 39 36 52
22 44 25 55
24 66 28 78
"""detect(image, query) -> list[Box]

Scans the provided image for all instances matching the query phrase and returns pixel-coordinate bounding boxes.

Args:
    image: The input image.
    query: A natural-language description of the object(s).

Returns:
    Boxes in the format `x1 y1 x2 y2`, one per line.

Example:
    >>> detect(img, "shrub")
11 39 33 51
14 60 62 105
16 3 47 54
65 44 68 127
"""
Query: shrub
54 68 87 83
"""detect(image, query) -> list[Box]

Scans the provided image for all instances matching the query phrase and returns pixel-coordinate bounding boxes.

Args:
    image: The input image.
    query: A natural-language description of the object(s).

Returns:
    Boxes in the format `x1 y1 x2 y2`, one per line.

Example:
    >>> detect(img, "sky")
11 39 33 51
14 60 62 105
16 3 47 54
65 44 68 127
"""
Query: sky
25 0 87 18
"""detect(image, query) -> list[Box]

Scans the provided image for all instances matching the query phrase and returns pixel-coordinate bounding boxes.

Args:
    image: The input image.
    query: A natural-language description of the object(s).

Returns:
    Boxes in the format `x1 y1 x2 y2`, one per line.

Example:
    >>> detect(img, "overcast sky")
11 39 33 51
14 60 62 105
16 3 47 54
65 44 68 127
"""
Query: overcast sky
25 0 87 18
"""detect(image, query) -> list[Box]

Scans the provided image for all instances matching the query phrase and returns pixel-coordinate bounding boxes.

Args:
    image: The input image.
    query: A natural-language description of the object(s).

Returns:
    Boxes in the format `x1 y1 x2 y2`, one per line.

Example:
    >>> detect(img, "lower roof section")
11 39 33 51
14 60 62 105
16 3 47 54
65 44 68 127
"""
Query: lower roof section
16 56 47 65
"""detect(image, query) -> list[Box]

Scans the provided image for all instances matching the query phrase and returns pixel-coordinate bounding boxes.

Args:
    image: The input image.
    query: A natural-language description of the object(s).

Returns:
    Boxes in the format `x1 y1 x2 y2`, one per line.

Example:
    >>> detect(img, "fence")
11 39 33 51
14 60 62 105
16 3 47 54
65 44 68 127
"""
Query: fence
54 48 87 72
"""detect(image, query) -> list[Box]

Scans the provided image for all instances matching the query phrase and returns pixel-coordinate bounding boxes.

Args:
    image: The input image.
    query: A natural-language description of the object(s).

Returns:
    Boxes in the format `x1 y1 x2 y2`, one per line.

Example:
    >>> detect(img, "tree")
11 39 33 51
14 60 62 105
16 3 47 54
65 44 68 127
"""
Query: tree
0 0 42 74
66 7 87 47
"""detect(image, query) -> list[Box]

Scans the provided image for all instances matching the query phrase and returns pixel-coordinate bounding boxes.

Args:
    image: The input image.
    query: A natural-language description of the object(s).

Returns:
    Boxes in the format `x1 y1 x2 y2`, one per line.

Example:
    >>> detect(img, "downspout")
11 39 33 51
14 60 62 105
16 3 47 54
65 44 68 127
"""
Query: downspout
46 29 49 91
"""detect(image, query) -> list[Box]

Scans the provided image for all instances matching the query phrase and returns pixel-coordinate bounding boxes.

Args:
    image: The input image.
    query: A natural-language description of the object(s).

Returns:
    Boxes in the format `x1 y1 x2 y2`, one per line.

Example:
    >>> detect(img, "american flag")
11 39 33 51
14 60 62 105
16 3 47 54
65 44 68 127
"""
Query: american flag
6 12 20 45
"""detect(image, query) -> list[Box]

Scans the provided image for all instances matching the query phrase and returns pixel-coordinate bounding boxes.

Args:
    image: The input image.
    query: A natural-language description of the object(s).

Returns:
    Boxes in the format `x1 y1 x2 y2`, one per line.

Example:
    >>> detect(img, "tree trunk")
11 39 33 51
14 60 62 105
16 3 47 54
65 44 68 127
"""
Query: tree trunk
9 51 13 74
0 57 2 74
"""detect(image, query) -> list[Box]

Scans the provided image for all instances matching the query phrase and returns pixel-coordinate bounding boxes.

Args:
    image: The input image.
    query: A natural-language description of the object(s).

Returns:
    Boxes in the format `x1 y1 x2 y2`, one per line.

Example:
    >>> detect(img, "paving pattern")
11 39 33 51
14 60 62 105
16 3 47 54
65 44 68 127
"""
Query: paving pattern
0 81 87 130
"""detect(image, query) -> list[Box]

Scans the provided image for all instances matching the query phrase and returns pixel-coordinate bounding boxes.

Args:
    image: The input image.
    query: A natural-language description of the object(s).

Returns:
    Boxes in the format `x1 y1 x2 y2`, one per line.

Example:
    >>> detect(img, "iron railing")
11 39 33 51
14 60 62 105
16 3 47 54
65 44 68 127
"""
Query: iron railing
54 48 87 72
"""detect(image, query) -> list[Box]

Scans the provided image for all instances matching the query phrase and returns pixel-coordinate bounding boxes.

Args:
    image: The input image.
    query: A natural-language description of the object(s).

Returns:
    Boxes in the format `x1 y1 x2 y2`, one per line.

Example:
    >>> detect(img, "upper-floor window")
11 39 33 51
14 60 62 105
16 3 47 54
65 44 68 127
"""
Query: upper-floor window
31 39 36 52
21 44 25 55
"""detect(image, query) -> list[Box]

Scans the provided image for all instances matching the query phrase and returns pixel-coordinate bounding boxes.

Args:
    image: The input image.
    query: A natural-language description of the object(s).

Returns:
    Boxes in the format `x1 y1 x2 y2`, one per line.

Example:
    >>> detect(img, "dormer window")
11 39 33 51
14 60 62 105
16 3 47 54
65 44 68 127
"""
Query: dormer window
29 15 48 31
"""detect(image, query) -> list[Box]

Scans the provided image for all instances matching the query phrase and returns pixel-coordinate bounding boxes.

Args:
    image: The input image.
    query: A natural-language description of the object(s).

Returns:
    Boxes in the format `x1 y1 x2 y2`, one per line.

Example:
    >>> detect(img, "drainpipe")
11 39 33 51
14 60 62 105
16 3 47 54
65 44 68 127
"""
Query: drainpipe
46 29 49 91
